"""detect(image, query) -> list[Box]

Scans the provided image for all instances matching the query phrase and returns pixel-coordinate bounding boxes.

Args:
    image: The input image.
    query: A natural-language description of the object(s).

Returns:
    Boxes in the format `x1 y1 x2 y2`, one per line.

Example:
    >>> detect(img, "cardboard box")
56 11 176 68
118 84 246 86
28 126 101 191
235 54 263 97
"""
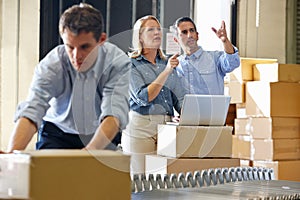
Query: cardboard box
246 81 300 117
234 117 300 139
252 139 300 160
253 63 300 82
232 135 300 161
230 57 277 82
253 160 300 181
224 81 245 103
157 125 233 158
145 155 240 175
0 150 131 200
232 135 251 160
234 118 248 136
236 103 247 119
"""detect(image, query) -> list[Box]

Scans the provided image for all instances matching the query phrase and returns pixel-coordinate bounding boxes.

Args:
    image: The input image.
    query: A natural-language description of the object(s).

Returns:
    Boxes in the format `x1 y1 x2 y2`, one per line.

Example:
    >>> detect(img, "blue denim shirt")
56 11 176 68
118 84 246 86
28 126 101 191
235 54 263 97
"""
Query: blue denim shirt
176 46 240 95
129 54 186 116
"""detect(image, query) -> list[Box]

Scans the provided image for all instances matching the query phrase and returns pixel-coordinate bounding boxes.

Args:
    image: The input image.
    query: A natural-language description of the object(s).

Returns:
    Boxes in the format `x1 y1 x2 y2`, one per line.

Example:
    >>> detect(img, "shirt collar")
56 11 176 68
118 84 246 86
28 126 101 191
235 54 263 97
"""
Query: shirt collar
184 46 203 60
136 51 163 63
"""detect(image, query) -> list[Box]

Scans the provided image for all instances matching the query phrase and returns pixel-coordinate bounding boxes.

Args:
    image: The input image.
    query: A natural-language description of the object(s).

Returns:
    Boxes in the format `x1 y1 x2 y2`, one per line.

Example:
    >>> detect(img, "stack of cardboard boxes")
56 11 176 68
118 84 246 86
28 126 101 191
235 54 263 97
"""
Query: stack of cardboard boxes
145 124 240 175
227 58 300 181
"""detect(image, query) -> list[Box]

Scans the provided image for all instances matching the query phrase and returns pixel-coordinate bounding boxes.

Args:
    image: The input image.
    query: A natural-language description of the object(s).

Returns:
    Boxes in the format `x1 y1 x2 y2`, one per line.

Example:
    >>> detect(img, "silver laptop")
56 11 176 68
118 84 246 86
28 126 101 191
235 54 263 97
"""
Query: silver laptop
178 94 231 126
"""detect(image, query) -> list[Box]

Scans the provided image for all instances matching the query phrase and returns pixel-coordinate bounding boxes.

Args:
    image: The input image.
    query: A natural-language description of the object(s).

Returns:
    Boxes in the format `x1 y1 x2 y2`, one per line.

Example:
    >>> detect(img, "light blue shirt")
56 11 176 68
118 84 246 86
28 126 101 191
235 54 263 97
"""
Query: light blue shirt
15 42 131 135
176 46 240 95
129 54 186 116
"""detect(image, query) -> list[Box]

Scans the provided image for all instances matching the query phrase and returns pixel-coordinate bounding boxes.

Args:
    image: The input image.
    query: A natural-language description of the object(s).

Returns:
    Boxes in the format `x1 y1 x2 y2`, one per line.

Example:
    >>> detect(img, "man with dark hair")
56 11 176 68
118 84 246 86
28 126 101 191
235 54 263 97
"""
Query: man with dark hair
172 16 240 95
7 3 131 152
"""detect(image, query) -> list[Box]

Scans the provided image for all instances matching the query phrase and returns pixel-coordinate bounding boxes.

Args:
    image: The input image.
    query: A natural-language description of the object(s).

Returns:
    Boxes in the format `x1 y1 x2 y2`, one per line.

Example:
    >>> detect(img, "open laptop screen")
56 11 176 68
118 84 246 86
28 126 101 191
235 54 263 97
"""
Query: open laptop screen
179 94 231 126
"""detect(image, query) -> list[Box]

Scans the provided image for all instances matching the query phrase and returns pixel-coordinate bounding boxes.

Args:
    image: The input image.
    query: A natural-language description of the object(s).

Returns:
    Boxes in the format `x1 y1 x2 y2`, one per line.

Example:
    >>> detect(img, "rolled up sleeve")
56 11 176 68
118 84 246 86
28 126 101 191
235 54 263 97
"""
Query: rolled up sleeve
129 66 150 106
219 46 240 74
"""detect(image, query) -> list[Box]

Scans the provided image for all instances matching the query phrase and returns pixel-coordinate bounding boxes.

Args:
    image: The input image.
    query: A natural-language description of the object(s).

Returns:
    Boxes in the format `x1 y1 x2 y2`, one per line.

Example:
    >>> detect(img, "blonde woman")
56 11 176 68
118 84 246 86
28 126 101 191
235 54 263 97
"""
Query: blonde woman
121 15 186 174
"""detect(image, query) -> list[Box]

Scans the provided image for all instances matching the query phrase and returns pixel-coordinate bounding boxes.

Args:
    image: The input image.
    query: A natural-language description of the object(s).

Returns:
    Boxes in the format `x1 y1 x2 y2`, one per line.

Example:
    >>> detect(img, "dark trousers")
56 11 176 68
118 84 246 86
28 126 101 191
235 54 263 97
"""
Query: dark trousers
36 121 121 150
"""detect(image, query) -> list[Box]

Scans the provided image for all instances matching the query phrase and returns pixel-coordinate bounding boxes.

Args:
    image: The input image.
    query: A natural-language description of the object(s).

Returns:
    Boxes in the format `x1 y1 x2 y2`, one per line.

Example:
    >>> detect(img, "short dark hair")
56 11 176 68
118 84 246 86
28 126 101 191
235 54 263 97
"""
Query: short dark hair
59 3 104 41
171 16 197 35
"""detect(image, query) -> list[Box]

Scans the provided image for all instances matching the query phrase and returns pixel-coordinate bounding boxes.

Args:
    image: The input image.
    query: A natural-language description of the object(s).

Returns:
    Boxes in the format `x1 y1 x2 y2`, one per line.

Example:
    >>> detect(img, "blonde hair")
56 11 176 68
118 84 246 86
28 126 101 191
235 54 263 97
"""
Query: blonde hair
129 15 166 59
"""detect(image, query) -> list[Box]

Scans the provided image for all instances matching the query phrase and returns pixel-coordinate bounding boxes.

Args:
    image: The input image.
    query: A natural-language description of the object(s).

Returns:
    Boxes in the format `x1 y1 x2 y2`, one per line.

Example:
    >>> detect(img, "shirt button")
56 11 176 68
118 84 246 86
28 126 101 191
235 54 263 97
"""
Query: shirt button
164 100 167 103
161 89 164 92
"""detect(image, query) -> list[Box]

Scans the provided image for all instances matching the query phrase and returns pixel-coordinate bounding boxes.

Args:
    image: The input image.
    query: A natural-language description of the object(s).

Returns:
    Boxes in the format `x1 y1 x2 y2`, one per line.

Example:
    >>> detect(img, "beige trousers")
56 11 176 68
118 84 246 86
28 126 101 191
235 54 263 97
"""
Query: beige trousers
121 111 171 175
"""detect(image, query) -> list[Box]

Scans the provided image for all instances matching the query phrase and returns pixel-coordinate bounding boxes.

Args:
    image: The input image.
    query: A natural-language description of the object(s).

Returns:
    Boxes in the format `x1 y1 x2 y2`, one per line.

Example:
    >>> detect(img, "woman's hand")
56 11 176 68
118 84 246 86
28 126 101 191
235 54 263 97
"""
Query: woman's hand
165 53 179 73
